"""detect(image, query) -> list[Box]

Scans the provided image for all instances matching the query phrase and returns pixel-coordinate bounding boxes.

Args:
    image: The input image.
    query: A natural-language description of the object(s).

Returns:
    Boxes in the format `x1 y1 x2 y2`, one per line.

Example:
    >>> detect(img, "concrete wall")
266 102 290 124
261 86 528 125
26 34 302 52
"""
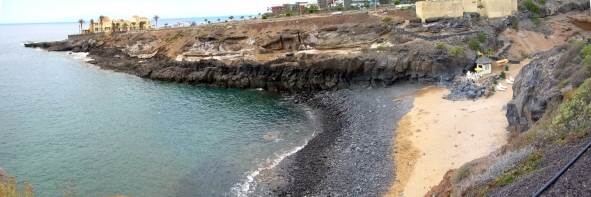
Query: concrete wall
480 0 518 18
463 0 478 13
416 0 464 22
416 0 517 22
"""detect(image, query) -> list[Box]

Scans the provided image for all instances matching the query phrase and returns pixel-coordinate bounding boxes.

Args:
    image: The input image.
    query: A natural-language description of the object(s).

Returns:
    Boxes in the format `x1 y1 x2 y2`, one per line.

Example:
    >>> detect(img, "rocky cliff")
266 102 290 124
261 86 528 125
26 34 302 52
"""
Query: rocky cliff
25 12 512 92
507 42 591 132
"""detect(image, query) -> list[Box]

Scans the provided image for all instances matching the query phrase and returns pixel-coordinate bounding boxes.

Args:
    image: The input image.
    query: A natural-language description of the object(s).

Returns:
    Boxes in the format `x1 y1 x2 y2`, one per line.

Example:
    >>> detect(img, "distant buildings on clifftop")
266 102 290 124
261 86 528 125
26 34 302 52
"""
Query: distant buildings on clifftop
82 15 153 34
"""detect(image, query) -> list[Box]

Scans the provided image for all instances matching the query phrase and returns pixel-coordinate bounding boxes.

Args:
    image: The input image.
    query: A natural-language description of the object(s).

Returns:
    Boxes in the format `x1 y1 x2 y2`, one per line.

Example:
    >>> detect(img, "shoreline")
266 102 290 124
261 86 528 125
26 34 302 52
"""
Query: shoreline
390 87 510 196
233 104 321 196
35 43 429 196
389 61 527 197
252 84 420 196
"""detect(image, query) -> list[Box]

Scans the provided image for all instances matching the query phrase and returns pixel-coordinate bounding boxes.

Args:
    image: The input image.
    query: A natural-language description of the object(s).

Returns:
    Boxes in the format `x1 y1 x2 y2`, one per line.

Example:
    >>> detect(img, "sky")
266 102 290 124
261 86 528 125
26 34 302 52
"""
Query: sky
0 0 314 24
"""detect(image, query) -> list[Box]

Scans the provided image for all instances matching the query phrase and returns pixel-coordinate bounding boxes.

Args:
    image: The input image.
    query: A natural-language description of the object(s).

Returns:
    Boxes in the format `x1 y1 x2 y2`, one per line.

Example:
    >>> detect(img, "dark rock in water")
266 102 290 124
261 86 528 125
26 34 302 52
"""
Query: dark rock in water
0 167 6 178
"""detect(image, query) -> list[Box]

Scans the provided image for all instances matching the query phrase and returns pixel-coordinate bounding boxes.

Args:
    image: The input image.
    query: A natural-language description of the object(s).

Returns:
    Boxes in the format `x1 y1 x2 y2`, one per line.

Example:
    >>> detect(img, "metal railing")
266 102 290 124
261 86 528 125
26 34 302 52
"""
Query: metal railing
532 138 591 197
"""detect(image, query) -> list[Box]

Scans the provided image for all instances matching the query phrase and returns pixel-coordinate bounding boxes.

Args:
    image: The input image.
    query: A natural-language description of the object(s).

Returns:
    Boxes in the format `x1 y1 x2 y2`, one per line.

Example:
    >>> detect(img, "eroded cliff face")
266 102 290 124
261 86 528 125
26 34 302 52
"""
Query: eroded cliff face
506 42 591 132
25 12 516 92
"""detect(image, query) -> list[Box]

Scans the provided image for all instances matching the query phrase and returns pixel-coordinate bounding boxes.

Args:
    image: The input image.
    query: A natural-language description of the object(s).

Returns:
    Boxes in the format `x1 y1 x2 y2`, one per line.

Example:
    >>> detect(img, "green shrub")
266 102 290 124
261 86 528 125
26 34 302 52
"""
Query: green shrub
495 174 514 186
307 5 319 13
453 165 471 183
468 38 481 51
500 71 507 79
580 44 591 57
531 15 541 26
505 65 510 71
551 78 591 138
436 42 447 50
493 151 542 187
523 0 540 15
382 17 392 24
394 0 401 5
485 48 494 56
450 46 464 57
477 32 487 43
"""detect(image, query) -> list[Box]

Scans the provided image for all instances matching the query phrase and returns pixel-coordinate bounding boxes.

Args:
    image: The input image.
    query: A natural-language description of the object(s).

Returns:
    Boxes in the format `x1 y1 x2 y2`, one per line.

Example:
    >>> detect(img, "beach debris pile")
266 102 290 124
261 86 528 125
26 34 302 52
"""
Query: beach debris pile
444 78 487 101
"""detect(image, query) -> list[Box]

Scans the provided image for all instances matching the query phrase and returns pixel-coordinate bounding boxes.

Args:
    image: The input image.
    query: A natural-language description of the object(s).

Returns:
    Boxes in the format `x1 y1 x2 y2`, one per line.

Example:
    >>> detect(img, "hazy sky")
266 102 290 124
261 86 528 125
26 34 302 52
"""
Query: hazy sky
0 0 314 24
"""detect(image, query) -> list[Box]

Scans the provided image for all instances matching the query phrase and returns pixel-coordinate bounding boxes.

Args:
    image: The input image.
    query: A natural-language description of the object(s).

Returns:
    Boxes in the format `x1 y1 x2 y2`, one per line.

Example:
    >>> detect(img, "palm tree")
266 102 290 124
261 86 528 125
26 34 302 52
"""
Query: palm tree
131 22 137 30
122 23 129 31
89 19 95 32
78 19 85 34
153 15 160 28
99 15 106 32
139 21 146 30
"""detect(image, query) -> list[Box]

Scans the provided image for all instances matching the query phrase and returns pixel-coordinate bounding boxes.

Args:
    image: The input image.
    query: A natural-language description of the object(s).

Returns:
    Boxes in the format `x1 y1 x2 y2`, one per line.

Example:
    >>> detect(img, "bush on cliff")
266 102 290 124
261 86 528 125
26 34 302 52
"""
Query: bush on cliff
436 42 447 50
551 78 591 142
523 0 540 15
468 38 481 51
449 46 464 57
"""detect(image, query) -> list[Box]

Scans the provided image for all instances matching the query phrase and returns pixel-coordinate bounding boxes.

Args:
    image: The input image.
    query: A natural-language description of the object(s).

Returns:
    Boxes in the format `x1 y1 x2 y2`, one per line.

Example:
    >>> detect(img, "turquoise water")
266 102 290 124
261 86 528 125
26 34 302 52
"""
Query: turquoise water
0 23 317 196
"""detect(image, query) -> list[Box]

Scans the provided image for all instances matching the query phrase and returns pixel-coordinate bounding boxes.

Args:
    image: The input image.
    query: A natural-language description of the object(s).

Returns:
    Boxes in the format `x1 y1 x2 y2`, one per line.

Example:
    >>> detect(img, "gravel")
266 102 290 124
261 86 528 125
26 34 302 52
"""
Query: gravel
489 137 591 197
253 84 419 196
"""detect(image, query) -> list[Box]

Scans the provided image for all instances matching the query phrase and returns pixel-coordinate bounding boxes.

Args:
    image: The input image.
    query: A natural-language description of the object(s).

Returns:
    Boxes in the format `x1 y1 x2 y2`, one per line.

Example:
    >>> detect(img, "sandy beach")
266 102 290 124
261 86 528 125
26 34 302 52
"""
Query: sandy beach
388 61 527 197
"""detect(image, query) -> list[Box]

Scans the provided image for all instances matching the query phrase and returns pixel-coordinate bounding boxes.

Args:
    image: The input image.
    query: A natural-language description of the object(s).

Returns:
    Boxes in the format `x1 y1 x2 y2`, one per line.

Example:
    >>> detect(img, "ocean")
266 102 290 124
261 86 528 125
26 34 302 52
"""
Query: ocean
0 22 317 196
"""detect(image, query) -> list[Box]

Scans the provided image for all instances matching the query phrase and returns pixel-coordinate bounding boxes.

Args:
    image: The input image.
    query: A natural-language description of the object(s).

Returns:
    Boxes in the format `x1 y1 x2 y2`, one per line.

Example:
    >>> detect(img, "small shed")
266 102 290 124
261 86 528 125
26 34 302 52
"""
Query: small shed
475 56 493 75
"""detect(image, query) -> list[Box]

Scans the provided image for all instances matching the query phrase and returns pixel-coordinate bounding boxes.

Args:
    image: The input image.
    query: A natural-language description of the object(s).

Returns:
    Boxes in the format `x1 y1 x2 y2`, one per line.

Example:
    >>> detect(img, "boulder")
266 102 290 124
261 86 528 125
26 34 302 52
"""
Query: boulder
506 43 591 132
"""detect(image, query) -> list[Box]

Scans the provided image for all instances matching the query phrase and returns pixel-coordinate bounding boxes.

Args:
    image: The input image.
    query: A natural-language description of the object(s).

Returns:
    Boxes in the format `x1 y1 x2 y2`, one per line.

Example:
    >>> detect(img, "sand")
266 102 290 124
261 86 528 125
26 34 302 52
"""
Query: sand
502 29 563 58
387 61 528 197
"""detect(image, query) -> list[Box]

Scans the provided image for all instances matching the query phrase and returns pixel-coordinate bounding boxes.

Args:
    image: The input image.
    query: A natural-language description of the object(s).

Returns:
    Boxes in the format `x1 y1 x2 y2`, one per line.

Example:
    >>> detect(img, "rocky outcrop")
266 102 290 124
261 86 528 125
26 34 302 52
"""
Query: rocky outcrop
444 79 489 101
506 42 590 132
139 45 470 92
26 33 473 92
538 0 590 17
0 167 6 181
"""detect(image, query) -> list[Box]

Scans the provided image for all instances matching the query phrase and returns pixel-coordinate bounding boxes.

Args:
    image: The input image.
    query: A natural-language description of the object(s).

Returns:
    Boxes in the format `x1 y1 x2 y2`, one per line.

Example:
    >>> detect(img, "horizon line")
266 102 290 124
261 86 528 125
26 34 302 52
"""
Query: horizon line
0 14 260 25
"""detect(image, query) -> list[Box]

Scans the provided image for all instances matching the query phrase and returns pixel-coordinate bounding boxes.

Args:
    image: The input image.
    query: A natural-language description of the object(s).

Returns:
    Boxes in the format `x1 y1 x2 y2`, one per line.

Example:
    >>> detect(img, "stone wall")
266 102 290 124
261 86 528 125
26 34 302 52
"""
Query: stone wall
67 32 105 40
480 0 518 18
416 0 464 22
416 0 517 22
463 0 478 13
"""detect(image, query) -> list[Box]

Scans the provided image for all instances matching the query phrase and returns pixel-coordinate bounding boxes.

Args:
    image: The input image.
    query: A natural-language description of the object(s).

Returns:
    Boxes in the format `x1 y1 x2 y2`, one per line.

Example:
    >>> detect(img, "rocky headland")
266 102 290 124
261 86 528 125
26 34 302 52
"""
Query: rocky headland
25 11 506 92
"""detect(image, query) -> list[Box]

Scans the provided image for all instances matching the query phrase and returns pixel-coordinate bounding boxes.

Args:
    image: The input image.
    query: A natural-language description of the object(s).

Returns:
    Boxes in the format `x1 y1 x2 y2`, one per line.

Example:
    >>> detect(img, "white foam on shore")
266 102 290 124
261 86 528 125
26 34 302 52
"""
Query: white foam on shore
233 109 319 197
232 138 313 196
66 52 94 62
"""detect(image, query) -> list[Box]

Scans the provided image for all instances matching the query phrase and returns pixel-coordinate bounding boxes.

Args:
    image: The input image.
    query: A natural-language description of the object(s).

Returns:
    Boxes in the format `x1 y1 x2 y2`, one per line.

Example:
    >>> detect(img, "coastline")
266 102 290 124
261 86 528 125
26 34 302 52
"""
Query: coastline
252 84 420 196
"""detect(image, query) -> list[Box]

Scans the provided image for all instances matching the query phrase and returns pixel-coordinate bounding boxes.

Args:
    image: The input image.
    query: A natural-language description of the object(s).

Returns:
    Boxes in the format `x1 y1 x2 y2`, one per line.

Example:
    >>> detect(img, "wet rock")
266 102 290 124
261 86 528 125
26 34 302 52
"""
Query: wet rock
0 167 6 179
